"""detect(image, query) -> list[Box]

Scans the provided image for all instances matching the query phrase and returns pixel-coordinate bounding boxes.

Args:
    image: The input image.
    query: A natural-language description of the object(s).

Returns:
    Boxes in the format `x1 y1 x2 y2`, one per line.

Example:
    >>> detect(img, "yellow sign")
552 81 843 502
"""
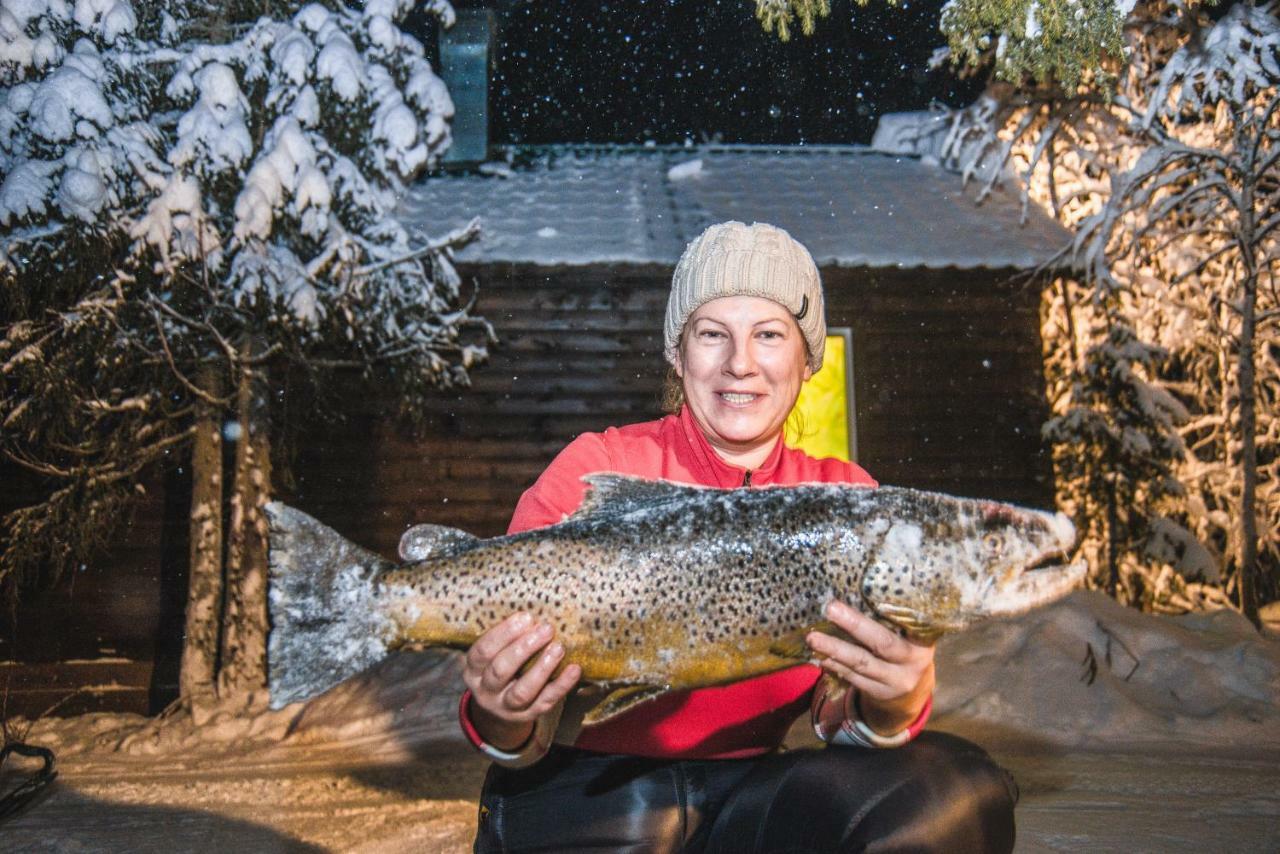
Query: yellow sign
784 333 851 462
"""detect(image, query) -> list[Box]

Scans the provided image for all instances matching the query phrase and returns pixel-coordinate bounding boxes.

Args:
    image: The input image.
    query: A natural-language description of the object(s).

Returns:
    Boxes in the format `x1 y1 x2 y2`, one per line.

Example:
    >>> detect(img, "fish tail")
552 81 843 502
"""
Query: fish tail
265 502 399 710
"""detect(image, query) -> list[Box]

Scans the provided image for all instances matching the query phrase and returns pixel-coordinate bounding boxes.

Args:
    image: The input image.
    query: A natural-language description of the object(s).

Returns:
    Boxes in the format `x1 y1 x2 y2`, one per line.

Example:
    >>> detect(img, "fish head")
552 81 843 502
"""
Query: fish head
858 491 1086 638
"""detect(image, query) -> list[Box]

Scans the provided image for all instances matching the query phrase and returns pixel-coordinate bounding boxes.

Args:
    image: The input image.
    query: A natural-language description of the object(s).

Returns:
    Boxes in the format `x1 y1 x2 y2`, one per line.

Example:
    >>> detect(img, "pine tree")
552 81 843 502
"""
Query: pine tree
754 0 832 41
1042 317 1192 603
1 0 492 705
752 0 1130 90
2 0 183 597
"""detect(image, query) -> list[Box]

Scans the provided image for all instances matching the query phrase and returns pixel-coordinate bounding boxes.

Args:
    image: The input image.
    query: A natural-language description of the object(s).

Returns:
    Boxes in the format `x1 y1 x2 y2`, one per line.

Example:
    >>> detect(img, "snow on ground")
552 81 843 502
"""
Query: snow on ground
3 591 1278 852
931 590 1280 751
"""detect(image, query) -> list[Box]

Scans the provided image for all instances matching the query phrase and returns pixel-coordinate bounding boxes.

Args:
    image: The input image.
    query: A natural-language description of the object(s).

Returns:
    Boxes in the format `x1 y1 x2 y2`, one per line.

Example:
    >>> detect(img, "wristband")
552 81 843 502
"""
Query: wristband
837 690 932 749
458 689 560 768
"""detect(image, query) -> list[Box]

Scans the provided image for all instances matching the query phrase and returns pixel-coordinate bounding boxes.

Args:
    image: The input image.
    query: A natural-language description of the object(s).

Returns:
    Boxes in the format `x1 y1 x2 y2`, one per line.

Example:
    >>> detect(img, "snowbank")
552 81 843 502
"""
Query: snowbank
13 650 466 760
933 589 1280 750
283 649 465 750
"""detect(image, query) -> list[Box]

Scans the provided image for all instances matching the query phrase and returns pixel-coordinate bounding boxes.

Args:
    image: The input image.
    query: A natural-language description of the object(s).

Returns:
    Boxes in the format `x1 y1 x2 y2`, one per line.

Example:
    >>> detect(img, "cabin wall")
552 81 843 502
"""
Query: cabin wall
824 266 1054 507
0 467 188 716
285 263 674 548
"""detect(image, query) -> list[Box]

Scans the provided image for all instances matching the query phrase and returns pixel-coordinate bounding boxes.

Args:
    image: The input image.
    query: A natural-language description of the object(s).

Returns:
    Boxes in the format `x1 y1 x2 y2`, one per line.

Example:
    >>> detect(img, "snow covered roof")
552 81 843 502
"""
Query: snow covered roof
397 145 1073 269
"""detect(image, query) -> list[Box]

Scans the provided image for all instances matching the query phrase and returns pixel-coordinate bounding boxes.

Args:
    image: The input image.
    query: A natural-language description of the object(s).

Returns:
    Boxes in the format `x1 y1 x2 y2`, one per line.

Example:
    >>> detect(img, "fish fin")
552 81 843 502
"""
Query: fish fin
582 684 668 725
265 502 399 710
769 620 842 660
819 671 849 709
571 474 707 519
398 523 477 561
872 603 944 641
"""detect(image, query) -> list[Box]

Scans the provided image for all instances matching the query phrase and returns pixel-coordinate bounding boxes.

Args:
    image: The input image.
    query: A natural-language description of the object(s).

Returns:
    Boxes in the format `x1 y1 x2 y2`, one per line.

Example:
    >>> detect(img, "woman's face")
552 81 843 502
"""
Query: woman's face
676 295 812 462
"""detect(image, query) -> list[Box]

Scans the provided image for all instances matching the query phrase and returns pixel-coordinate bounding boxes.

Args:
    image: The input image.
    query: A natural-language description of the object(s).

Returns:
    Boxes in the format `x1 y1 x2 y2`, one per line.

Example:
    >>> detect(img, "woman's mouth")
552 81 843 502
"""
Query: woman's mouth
718 392 761 405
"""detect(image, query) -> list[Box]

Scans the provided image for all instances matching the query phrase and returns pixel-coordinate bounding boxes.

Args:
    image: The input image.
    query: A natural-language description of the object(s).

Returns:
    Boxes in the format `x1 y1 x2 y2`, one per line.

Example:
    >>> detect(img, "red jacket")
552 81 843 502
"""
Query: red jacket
460 406 928 762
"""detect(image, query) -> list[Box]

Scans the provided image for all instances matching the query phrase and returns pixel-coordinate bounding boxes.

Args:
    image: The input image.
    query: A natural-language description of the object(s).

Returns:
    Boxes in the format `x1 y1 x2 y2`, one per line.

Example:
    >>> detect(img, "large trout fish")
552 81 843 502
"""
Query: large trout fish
266 475 1085 720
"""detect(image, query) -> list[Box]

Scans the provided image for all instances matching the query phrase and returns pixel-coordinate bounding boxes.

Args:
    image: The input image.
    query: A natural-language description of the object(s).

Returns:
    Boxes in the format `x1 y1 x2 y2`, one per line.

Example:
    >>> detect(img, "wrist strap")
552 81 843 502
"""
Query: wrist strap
835 689 932 749
458 689 560 768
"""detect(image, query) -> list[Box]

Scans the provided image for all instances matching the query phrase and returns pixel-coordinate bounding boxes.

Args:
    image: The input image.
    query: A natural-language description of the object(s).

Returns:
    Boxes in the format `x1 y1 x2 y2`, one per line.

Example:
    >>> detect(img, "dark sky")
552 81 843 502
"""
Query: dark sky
468 0 983 145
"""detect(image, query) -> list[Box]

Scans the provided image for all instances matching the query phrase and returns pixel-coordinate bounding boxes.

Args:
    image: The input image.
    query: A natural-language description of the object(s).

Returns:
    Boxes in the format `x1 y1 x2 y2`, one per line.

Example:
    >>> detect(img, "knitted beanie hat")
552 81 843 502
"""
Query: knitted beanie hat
664 221 826 372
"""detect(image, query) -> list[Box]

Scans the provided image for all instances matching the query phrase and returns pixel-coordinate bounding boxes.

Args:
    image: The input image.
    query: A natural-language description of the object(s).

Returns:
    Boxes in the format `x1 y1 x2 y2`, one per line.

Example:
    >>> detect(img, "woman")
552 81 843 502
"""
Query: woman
459 222 1017 852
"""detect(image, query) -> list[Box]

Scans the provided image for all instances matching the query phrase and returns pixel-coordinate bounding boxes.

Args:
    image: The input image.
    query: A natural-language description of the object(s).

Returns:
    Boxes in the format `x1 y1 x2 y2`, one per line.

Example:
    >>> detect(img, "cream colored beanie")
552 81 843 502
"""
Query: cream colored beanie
664 221 826 372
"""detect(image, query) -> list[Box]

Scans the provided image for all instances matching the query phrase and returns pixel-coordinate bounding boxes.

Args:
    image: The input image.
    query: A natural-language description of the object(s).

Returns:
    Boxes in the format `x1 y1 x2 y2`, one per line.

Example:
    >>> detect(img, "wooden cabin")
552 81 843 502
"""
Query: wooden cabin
1 144 1073 716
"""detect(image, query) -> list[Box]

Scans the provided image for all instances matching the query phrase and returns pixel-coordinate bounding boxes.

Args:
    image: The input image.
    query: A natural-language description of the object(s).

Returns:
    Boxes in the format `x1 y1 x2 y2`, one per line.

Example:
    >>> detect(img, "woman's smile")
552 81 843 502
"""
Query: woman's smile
717 390 764 406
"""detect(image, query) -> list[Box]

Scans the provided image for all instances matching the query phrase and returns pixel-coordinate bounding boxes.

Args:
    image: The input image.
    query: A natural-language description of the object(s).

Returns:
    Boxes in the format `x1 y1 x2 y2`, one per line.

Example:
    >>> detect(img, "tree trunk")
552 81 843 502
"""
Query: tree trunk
1215 299 1240 596
1236 169 1260 628
179 365 225 702
1106 464 1120 599
218 344 273 698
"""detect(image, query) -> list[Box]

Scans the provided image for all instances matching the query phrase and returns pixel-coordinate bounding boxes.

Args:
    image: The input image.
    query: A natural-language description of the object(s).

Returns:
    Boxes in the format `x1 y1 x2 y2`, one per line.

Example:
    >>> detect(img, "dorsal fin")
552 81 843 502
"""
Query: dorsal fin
399 523 477 561
570 474 708 520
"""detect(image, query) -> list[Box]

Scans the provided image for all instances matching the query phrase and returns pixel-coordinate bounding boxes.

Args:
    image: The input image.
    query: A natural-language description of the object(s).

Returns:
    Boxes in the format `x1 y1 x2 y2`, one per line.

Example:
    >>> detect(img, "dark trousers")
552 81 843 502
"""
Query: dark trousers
474 732 1018 853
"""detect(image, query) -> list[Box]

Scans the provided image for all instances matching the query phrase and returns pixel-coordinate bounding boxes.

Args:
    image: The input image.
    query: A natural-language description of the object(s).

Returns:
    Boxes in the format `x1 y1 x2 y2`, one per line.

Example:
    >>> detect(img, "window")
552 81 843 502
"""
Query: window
785 328 857 463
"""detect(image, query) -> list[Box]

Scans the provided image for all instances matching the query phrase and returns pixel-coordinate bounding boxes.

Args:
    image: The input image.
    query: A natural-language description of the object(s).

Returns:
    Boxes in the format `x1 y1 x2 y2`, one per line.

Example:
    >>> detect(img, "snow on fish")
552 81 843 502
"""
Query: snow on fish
265 475 1085 721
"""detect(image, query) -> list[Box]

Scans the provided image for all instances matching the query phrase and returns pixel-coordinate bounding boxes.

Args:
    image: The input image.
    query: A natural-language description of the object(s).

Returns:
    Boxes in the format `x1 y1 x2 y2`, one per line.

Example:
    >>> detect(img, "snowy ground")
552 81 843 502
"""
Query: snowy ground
4 591 1279 852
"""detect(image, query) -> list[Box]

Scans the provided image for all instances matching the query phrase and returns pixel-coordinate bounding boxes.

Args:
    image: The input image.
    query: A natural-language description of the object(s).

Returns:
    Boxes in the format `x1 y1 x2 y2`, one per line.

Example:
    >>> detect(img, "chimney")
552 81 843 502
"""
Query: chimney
438 8 494 166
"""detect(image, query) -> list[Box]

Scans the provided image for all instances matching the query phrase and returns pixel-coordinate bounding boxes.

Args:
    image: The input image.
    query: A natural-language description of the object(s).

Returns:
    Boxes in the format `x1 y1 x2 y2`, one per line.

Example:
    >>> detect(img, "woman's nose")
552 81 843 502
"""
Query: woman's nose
724 338 757 377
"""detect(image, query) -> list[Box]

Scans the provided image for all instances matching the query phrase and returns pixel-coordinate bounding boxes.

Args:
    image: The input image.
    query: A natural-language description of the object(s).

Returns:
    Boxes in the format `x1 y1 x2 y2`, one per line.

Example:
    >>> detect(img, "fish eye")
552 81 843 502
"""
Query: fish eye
983 533 1004 553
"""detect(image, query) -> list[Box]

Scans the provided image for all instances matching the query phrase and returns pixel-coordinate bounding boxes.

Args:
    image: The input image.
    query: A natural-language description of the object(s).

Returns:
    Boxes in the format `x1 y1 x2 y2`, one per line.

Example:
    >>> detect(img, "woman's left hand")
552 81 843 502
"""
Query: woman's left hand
805 599 935 736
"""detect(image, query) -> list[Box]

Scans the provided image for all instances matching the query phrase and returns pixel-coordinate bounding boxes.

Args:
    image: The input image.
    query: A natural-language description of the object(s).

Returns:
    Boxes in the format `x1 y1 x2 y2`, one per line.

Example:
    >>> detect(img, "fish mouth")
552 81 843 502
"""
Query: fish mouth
984 553 1086 618
1023 547 1069 574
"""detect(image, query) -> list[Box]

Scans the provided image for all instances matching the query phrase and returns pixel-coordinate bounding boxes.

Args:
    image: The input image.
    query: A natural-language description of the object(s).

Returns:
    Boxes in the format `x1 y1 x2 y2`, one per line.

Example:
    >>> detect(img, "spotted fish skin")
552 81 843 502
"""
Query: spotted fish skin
266 475 1084 711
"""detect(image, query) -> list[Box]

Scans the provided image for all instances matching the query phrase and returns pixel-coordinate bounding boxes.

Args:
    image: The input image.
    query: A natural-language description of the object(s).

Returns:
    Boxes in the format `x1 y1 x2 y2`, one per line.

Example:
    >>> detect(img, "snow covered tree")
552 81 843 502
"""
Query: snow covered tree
2 0 491 704
753 0 1130 90
1075 2 1280 623
2 0 183 597
754 0 831 41
1042 317 1193 603
931 0 1279 623
937 0 1131 91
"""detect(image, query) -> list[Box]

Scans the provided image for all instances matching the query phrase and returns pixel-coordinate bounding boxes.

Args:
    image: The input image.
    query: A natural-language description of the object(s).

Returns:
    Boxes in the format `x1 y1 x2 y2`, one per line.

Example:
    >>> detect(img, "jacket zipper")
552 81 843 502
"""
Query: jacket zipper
743 469 752 487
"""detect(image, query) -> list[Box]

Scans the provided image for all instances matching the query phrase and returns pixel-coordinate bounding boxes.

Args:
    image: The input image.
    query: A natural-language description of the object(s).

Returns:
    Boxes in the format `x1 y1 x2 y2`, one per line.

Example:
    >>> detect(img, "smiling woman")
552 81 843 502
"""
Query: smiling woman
662 222 823 473
457 221 1018 853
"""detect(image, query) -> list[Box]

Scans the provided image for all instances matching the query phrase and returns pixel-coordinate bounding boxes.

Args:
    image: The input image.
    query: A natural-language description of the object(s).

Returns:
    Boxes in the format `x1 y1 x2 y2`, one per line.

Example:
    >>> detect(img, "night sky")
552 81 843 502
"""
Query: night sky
468 0 983 146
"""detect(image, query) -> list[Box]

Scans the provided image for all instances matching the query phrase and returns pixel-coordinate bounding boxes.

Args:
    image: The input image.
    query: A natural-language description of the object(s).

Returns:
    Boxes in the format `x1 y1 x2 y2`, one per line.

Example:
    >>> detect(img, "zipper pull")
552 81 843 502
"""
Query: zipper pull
743 469 752 487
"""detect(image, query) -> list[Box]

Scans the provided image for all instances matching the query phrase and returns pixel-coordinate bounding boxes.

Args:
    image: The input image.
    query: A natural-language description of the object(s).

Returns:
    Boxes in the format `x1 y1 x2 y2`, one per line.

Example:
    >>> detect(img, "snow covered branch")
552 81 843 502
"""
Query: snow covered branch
1 0 494 627
935 0 1280 614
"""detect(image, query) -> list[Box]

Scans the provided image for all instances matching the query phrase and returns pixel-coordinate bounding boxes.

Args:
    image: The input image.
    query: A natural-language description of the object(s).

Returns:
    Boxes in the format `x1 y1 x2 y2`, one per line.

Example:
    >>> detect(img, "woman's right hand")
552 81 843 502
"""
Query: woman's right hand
463 612 582 751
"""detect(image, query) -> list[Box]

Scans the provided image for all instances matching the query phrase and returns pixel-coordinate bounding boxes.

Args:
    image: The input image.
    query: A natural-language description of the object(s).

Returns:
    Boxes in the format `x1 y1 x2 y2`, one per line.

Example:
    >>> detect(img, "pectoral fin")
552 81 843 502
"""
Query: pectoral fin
873 603 945 642
819 671 850 710
583 685 668 725
769 620 844 660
